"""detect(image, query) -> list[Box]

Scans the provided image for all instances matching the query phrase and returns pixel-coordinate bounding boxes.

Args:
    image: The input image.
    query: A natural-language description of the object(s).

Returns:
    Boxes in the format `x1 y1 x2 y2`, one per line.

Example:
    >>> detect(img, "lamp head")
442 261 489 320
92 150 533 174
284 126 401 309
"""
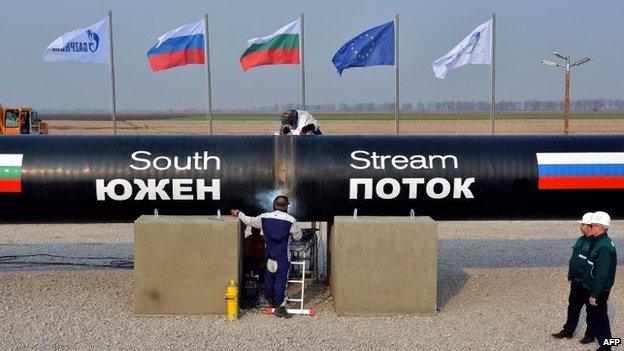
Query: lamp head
553 52 569 60
572 57 590 67
540 60 559 67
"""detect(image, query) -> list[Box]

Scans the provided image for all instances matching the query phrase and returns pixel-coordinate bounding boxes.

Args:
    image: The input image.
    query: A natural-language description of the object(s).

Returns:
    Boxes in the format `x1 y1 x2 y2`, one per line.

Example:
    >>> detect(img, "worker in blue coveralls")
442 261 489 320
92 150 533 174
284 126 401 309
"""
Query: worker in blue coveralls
231 195 302 318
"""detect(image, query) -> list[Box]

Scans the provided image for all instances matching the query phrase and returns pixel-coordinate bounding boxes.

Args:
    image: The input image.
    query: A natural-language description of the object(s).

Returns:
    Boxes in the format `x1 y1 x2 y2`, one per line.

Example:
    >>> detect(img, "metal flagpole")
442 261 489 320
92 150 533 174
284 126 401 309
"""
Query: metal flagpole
300 13 306 110
108 10 117 135
490 13 496 135
204 14 213 135
300 13 314 235
394 13 399 135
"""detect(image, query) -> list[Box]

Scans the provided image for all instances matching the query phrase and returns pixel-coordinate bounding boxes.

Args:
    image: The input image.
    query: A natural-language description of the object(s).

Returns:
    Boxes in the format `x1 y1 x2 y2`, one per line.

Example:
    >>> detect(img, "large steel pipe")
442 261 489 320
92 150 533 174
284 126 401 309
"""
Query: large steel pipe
0 135 623 222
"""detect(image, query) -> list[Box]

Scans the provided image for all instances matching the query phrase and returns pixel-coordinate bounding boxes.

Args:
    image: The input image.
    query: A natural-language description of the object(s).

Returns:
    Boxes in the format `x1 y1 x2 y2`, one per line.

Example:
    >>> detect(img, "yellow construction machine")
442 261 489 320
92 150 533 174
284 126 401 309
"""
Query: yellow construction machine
0 105 48 135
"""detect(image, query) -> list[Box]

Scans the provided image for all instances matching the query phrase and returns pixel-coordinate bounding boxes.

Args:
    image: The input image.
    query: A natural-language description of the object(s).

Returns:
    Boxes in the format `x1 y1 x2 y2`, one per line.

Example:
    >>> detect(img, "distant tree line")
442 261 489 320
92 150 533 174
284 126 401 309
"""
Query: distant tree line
263 99 624 113
40 99 624 114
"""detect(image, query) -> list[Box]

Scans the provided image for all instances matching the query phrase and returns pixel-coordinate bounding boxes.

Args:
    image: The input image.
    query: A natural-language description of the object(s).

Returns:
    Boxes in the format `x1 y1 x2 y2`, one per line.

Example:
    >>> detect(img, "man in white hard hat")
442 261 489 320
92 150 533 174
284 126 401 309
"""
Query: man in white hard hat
583 211 617 351
551 212 595 344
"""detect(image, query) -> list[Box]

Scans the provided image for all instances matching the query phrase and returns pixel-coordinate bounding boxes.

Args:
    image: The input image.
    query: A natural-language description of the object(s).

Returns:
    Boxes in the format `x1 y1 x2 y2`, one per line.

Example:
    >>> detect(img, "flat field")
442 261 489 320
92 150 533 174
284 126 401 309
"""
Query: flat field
172 112 624 121
45 112 624 135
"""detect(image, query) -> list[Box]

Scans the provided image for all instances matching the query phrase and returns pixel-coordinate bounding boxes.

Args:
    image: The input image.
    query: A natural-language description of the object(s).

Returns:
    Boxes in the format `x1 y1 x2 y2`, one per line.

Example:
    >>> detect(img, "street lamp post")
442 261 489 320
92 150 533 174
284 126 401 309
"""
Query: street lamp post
540 53 590 135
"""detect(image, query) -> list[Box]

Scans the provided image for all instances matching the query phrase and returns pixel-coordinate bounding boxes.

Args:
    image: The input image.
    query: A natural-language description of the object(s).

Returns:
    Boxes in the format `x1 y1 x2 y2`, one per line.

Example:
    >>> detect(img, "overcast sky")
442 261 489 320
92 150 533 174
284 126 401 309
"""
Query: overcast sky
1 0 622 111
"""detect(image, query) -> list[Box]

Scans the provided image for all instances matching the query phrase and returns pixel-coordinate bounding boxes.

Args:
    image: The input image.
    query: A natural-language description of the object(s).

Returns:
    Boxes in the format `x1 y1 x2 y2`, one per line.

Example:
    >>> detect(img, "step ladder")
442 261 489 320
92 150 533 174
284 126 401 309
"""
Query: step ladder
284 259 315 315
264 253 316 316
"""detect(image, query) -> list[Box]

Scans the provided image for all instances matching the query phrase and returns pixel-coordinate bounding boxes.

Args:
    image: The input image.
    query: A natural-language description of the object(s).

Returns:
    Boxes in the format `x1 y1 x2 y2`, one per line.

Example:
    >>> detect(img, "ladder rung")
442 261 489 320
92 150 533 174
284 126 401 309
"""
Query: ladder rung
288 280 304 283
287 298 303 302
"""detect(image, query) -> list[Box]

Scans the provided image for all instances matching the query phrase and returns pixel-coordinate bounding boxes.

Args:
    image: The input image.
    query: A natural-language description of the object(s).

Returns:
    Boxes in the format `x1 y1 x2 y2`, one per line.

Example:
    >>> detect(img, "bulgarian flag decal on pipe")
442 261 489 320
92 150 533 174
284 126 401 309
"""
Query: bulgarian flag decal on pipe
0 154 23 193
240 18 300 71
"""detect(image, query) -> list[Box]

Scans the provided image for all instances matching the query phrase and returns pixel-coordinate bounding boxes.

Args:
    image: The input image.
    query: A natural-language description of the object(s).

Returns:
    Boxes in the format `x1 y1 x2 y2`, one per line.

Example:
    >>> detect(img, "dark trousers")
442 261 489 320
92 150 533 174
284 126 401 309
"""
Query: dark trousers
264 261 289 307
587 291 612 350
563 281 593 338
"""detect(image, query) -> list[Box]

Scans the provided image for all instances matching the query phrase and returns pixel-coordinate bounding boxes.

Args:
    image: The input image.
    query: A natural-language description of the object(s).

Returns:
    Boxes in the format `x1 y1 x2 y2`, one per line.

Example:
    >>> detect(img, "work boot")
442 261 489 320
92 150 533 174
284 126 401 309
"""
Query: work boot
551 330 573 339
273 306 292 319
267 297 276 308
579 335 595 344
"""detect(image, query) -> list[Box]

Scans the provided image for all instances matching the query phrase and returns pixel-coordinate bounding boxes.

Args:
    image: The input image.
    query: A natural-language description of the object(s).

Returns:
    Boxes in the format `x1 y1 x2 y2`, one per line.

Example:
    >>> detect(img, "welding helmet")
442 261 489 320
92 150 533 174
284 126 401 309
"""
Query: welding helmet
280 110 298 128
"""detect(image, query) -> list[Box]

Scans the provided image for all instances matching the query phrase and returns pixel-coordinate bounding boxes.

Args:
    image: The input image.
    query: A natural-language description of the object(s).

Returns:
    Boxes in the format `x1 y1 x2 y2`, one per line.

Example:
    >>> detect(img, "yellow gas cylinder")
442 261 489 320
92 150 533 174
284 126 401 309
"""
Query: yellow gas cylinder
225 279 238 321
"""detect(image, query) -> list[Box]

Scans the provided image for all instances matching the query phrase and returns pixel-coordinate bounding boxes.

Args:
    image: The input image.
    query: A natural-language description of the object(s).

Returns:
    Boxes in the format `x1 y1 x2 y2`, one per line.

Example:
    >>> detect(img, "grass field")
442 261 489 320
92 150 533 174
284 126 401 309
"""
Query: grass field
173 112 624 121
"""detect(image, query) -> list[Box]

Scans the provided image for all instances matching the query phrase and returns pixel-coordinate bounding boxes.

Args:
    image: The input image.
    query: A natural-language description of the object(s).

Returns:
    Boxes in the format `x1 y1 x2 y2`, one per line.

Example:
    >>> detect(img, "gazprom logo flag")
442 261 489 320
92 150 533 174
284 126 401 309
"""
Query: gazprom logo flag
432 19 492 79
43 18 109 64
331 20 394 76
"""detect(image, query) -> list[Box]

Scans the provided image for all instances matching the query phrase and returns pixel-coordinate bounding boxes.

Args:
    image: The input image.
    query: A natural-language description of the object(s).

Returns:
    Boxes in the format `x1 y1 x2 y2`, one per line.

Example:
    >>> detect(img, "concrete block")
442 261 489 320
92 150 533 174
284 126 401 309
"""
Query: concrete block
330 216 437 315
134 215 240 315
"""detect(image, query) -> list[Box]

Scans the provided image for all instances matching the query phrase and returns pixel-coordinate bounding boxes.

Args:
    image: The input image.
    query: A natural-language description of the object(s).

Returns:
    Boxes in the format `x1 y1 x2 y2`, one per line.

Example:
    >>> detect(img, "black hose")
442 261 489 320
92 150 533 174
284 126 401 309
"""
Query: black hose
0 254 133 269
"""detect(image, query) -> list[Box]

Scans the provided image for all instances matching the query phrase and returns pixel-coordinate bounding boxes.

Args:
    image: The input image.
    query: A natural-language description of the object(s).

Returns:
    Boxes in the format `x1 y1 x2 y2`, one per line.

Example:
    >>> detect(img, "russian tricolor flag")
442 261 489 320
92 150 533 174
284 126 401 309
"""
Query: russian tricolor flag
536 152 624 190
147 19 205 72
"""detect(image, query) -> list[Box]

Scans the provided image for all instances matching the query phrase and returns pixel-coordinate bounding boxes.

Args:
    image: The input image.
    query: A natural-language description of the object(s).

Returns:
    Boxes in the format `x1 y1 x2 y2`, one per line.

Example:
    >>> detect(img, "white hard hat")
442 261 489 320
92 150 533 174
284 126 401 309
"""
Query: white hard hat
591 211 611 227
579 212 594 224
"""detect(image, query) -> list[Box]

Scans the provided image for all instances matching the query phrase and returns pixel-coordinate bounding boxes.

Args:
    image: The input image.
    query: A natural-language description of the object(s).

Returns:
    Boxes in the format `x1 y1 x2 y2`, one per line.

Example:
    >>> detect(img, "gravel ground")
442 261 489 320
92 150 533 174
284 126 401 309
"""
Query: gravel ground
0 221 622 350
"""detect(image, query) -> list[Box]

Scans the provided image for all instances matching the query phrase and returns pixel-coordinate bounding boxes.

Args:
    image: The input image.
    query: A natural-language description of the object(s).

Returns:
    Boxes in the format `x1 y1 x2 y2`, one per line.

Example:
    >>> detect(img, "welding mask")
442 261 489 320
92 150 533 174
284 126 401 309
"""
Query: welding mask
280 110 298 128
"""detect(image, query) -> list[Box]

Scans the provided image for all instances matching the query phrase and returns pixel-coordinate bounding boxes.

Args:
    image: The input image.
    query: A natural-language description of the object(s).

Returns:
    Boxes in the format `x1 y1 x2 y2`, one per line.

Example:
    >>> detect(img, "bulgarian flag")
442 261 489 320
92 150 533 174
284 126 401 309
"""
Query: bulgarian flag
0 154 23 193
240 18 301 71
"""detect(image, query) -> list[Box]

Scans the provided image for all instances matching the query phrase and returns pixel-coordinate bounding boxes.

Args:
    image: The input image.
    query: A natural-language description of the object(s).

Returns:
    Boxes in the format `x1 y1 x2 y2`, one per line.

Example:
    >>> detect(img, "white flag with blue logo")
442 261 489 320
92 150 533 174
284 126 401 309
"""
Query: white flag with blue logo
432 19 492 79
42 17 109 64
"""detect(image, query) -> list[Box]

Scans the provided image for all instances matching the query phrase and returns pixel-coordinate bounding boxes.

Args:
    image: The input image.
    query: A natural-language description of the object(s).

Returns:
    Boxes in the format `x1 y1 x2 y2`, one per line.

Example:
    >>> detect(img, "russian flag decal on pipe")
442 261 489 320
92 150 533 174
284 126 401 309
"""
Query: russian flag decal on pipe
147 19 205 72
536 152 624 189
0 154 23 193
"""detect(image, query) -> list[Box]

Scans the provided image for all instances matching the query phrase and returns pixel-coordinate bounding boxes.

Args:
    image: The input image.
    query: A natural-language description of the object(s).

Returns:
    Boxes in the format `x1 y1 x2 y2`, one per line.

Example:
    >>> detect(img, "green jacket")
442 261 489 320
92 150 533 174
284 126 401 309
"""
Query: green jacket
568 235 593 282
582 232 617 298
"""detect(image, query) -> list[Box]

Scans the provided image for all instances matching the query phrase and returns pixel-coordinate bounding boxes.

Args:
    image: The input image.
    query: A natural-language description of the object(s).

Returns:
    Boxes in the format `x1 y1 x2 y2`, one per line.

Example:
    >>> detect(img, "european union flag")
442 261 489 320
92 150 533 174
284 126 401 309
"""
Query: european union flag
331 20 394 76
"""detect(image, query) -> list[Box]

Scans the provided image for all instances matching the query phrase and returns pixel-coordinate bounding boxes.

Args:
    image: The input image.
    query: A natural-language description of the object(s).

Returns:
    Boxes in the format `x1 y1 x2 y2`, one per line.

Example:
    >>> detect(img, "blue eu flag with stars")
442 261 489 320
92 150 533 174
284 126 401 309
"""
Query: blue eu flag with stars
331 20 394 76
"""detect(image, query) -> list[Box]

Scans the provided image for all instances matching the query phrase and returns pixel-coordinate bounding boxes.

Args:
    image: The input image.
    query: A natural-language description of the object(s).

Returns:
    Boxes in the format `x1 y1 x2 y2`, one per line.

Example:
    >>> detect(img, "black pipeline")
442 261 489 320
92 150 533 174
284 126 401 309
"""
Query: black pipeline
0 135 623 222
